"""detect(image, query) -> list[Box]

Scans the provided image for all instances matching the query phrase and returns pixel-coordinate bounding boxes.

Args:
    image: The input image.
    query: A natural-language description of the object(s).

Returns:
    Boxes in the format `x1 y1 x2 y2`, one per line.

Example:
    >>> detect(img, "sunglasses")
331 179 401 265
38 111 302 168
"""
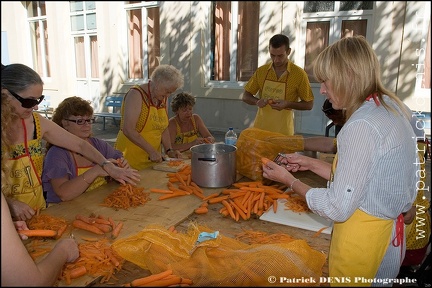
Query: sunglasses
64 118 96 125
8 89 45 109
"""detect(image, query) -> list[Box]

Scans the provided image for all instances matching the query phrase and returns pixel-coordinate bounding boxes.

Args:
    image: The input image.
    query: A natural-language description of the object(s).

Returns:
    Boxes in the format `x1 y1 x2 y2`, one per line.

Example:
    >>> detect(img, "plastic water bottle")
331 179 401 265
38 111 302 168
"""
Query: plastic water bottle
225 127 237 146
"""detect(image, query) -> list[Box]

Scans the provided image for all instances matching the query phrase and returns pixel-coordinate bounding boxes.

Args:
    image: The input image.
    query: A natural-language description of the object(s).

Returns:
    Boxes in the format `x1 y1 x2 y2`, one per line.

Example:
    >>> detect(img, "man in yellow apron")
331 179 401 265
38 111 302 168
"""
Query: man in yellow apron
242 34 314 135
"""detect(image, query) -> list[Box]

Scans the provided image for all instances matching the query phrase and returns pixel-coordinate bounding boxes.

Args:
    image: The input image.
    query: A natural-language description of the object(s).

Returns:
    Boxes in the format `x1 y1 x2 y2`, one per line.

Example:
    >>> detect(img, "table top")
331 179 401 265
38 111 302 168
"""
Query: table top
33 161 332 287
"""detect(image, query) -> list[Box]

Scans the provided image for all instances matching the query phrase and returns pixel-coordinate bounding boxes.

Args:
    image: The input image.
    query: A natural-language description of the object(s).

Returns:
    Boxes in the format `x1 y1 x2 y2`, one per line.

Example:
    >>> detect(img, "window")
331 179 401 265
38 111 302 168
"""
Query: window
302 1 373 83
124 1 160 80
210 1 259 82
27 1 50 77
70 1 99 78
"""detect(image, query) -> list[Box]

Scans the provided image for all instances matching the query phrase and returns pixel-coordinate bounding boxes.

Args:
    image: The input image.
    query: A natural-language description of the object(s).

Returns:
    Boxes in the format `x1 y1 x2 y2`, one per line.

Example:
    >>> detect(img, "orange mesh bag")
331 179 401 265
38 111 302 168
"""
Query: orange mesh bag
112 223 326 287
236 128 304 180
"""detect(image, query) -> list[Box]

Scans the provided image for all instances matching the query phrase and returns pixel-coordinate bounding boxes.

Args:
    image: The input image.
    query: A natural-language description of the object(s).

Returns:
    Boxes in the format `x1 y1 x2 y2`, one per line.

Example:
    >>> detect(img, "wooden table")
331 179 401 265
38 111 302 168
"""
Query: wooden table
35 160 332 287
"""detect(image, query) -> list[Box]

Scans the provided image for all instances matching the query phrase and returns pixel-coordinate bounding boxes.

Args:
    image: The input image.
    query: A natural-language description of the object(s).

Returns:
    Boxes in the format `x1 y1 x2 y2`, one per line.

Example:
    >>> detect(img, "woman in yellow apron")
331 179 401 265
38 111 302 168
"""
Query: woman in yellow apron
2 64 140 220
42 96 127 206
262 36 418 286
115 65 184 170
168 92 214 152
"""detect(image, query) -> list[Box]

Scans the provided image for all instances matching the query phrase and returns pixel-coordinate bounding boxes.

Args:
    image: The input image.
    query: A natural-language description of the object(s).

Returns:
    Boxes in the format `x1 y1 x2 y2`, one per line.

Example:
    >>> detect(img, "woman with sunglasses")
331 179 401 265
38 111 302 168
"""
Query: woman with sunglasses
1 64 140 220
1 92 80 286
42 96 130 205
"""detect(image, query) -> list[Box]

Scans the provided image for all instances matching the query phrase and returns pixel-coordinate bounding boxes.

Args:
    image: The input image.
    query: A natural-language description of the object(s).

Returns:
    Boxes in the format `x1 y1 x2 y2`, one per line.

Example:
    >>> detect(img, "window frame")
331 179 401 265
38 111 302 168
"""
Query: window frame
123 1 160 83
27 1 50 78
300 2 374 86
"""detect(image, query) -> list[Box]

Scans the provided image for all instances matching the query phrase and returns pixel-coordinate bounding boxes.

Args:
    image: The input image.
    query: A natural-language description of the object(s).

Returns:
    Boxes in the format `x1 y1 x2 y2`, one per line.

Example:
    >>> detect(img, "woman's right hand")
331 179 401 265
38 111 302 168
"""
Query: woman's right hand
55 238 80 263
148 149 163 163
277 153 312 172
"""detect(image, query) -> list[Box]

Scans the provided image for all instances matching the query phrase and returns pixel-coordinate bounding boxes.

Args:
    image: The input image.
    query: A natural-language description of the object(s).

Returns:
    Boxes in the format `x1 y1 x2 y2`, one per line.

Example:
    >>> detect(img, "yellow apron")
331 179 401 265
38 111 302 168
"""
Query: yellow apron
254 73 294 135
174 116 199 144
3 114 46 211
74 154 107 192
328 154 402 286
115 85 168 170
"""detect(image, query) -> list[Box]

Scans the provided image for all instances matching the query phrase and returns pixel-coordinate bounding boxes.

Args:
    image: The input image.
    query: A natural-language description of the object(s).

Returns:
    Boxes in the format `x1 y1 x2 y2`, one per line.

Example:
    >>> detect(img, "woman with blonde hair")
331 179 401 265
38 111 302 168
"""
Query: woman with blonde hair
1 90 79 286
262 36 418 285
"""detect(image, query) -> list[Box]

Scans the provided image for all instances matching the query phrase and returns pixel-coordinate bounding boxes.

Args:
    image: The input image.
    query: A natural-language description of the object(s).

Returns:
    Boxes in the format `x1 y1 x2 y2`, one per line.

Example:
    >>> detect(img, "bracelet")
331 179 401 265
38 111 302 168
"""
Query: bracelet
82 174 91 185
100 160 112 171
290 178 300 191
166 148 172 153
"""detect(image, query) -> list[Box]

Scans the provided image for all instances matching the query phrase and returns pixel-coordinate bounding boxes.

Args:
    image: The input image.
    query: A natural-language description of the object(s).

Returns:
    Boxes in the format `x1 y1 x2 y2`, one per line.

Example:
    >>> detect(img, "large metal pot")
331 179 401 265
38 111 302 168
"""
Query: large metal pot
190 143 237 188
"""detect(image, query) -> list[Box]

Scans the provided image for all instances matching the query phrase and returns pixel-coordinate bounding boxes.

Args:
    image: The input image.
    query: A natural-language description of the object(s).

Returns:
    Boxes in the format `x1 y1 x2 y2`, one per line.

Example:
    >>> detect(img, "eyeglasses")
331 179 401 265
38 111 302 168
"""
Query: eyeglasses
8 89 45 109
64 118 96 125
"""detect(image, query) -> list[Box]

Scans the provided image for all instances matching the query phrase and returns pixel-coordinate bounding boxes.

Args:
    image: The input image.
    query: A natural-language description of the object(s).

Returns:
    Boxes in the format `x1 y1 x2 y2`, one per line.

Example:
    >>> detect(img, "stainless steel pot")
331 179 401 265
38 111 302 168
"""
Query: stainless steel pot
190 143 237 188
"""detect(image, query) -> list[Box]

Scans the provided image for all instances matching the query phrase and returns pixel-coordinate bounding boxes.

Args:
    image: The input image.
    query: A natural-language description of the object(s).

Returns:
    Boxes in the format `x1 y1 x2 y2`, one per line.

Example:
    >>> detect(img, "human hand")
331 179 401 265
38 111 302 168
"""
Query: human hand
9 200 35 221
55 238 80 263
149 150 163 163
268 99 286 111
276 153 311 172
256 98 268 108
115 157 130 169
403 206 416 225
14 221 30 240
104 164 141 185
262 160 295 186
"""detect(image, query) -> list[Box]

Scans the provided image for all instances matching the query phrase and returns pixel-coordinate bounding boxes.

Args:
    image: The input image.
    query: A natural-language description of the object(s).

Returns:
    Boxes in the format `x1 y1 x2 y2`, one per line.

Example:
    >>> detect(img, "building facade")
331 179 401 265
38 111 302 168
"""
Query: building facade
1 1 430 136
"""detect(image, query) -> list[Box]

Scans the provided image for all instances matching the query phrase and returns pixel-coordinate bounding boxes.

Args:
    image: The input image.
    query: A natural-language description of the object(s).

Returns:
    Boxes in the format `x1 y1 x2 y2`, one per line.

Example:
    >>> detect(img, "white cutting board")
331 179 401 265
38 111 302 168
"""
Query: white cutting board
260 199 333 234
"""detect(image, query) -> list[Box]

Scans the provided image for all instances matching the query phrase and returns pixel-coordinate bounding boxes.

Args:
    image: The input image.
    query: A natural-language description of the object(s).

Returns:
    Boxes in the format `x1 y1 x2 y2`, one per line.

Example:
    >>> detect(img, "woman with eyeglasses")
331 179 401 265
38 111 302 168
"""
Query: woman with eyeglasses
1 63 140 220
42 96 130 205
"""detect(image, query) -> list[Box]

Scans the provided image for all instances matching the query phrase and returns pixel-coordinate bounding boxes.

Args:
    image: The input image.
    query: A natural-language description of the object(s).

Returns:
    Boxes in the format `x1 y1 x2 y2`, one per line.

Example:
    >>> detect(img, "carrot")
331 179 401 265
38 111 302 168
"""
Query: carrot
75 214 95 224
138 276 182 287
168 225 177 233
69 266 87 279
221 200 236 220
72 219 104 235
194 206 209 214
111 221 124 239
56 224 68 239
91 222 112 233
261 157 272 166
150 188 174 194
313 226 329 238
18 229 57 238
273 199 278 213
94 218 111 225
202 192 220 201
267 99 275 104
130 269 173 286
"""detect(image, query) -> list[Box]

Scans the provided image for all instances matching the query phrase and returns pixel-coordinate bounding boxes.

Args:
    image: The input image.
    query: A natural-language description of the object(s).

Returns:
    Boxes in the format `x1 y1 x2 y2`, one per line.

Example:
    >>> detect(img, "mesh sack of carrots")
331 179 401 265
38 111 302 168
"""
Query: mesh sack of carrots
236 128 304 181
112 223 326 287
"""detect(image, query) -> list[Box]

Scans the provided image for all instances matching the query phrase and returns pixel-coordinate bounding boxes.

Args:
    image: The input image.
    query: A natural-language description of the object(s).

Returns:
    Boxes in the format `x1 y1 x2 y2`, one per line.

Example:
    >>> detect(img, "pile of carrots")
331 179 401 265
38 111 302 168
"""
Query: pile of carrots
60 238 124 285
201 181 290 221
25 214 68 239
124 269 193 287
100 184 151 210
150 165 208 203
72 213 124 239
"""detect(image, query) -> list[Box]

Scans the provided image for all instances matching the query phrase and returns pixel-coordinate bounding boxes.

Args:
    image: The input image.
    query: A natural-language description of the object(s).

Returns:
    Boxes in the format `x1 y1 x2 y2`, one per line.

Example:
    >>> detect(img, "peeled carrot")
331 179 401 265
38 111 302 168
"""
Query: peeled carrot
261 157 272 166
130 269 173 286
18 229 57 238
194 206 209 214
91 222 112 233
72 219 104 235
138 276 182 287
69 266 87 279
111 221 124 239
